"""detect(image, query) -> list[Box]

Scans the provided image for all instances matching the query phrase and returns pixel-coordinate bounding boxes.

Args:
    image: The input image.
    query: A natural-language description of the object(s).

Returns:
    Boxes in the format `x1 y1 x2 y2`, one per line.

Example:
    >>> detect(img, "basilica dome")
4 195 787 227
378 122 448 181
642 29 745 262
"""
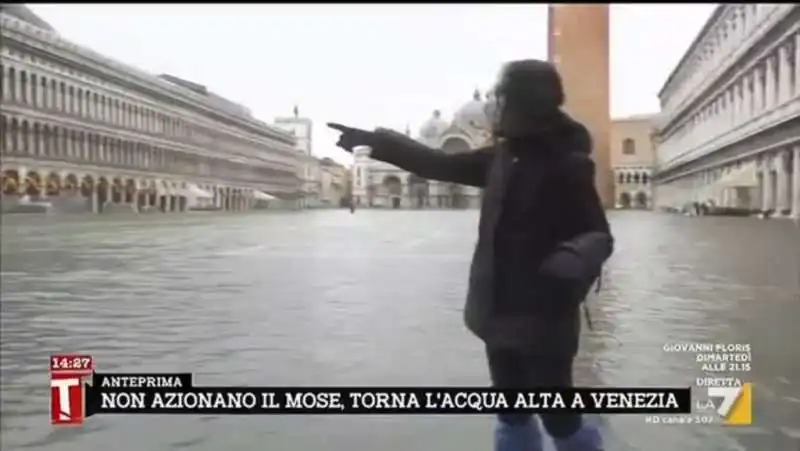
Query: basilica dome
453 89 490 131
419 110 448 139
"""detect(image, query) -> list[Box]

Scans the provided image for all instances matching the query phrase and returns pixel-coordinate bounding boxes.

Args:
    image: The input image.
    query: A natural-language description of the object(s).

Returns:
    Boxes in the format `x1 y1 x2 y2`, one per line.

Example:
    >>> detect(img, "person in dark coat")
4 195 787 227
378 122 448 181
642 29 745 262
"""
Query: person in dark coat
328 59 612 451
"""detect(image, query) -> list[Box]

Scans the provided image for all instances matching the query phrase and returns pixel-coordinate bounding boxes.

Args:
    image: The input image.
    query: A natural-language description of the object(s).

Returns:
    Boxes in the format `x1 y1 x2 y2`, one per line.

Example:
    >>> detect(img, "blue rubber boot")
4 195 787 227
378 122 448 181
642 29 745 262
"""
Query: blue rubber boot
494 416 544 451
552 420 604 451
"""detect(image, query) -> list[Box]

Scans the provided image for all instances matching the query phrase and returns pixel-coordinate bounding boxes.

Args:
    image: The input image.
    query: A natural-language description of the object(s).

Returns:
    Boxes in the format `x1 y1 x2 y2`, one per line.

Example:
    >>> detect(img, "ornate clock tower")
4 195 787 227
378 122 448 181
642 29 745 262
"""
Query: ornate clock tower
548 4 613 208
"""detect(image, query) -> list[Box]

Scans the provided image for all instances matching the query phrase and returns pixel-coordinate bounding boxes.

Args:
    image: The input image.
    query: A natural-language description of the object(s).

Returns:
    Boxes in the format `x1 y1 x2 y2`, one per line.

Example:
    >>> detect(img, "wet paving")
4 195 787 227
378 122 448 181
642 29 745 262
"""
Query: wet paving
1 210 799 451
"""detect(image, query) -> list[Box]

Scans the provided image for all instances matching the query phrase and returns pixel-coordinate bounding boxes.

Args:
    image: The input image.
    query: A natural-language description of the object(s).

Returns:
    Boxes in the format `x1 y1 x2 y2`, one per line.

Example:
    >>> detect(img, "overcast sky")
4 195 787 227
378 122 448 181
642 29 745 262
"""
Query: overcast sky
29 4 717 164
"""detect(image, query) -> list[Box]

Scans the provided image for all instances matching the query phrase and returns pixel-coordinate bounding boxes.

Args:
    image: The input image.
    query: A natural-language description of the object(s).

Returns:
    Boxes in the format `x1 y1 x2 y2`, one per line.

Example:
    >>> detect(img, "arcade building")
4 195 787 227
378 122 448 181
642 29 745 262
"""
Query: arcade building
0 5 302 214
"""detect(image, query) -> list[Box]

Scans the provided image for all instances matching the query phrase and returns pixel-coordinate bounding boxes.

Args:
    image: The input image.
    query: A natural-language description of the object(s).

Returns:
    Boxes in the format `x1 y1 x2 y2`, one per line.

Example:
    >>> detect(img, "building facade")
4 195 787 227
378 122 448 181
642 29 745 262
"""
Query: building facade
319 158 348 208
299 154 322 208
653 4 800 218
611 114 657 209
0 6 302 214
548 4 613 209
273 110 319 208
352 90 491 209
274 109 312 155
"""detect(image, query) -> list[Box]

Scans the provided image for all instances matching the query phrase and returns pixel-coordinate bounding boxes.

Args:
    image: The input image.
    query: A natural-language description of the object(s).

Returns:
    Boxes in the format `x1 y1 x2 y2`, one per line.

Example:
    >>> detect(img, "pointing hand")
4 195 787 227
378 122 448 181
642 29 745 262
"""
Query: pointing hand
327 122 375 153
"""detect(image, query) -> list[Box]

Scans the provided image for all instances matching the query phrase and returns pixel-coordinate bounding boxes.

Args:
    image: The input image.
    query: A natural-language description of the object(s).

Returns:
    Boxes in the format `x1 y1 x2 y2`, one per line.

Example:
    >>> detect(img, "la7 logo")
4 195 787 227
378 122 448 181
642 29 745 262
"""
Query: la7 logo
707 383 752 426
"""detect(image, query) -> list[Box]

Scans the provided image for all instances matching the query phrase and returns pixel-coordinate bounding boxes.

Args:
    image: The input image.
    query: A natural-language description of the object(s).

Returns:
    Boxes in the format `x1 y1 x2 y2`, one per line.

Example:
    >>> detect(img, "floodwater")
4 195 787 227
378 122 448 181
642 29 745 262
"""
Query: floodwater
1 210 799 451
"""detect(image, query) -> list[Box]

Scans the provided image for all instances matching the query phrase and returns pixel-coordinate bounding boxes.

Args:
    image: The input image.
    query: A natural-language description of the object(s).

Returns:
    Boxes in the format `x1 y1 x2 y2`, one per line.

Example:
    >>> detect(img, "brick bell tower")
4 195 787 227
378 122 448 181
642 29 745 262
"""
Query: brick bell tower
547 4 613 209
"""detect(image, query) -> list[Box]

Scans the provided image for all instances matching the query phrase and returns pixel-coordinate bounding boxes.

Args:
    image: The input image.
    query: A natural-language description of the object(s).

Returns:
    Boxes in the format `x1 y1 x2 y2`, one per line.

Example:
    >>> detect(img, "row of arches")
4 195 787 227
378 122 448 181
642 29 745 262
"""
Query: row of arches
618 191 650 209
616 171 650 185
1 57 297 170
359 174 467 209
2 62 189 138
1 168 256 212
4 169 153 200
666 5 782 112
660 29 799 161
0 114 294 183
1 114 164 169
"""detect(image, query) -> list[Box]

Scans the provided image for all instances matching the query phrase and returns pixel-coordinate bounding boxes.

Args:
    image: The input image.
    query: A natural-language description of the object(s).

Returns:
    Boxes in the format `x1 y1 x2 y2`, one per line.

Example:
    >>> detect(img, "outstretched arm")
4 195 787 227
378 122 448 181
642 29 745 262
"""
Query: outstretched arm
369 129 493 188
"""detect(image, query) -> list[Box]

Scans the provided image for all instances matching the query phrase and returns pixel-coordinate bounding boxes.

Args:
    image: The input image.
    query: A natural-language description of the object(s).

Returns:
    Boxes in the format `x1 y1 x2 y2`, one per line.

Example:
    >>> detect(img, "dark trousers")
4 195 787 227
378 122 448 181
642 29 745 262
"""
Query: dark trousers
486 346 582 439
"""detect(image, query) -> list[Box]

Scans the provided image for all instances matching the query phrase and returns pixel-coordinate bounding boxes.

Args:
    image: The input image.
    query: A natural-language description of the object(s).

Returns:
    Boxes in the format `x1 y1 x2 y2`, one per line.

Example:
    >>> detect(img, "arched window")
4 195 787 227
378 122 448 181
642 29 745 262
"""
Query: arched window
20 121 29 153
41 76 48 108
622 138 636 155
20 70 28 104
8 67 16 102
50 79 57 108
617 172 624 184
59 81 66 111
42 125 51 156
67 86 75 113
76 89 84 116
30 74 38 106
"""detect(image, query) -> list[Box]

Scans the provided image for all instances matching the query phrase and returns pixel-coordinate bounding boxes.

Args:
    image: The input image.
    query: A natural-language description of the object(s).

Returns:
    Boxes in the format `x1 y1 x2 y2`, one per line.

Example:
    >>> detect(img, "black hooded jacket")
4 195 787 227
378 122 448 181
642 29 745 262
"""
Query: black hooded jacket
368 112 613 355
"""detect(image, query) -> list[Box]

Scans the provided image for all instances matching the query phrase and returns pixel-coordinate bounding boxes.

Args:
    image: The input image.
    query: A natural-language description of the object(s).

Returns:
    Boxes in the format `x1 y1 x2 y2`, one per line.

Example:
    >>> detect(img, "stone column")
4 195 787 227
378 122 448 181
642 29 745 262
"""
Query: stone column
764 55 776 109
63 131 71 160
22 76 30 105
1 67 8 101
796 33 800 97
131 190 140 213
792 146 800 220
775 150 791 216
64 89 71 115
31 77 39 108
742 78 752 121
55 84 62 111
92 189 99 214
762 159 774 212
721 179 730 207
37 129 45 157
777 43 792 105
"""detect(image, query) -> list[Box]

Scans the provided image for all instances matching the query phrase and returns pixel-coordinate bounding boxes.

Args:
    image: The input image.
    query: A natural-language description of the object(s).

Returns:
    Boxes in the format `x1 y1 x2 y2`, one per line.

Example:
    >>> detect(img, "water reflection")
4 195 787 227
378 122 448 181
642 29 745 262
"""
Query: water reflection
1 211 798 450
